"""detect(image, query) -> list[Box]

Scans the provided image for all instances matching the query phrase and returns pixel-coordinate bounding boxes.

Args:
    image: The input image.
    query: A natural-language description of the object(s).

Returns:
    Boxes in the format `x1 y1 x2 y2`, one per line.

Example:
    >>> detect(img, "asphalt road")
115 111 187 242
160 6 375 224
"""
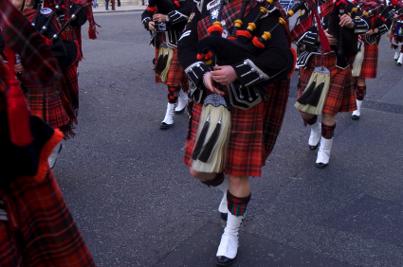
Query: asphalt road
54 12 403 267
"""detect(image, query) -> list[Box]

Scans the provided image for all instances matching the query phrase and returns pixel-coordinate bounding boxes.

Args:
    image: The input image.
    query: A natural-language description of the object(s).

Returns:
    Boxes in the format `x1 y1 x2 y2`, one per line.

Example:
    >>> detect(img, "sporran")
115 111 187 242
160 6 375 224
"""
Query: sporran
295 66 330 115
191 94 231 173
155 47 173 82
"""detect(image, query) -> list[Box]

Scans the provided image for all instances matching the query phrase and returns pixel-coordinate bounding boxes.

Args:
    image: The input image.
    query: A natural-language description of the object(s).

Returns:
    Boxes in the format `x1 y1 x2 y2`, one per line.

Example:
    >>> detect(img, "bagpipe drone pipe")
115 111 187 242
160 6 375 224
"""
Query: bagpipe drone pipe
354 1 398 44
30 1 91 69
324 0 360 65
42 0 88 26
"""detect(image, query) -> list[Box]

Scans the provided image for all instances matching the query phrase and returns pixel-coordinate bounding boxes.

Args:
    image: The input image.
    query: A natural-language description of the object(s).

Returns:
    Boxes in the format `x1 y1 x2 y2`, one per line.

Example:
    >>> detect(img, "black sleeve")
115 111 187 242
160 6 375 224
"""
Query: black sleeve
353 16 369 34
374 16 389 35
178 9 211 88
232 14 293 87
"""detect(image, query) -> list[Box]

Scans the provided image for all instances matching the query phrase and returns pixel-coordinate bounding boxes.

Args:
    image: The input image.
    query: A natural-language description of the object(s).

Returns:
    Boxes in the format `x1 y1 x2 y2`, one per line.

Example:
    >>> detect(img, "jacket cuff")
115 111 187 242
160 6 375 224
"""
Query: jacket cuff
185 61 210 87
167 10 189 25
296 31 319 50
233 59 269 87
142 17 151 29
354 17 369 34
377 24 389 35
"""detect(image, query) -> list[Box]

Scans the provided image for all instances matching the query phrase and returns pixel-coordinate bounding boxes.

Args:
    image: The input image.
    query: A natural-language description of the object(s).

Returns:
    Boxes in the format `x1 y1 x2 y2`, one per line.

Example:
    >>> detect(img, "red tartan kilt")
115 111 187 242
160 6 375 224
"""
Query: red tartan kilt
184 80 290 177
297 53 356 115
0 172 95 267
154 48 187 88
26 84 72 130
360 43 378 79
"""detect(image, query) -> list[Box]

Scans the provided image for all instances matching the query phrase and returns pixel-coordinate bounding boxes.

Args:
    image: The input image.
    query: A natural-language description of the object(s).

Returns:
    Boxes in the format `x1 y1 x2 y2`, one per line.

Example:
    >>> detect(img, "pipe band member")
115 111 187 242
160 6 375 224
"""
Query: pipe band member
142 0 193 129
178 0 294 265
0 1 95 265
292 0 368 168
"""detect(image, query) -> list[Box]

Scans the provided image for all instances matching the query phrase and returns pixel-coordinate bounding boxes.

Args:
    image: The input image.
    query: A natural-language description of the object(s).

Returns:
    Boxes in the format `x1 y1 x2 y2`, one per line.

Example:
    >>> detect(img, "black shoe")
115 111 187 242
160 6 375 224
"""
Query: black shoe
351 115 360 121
160 122 174 130
315 162 328 169
216 256 237 266
220 212 228 222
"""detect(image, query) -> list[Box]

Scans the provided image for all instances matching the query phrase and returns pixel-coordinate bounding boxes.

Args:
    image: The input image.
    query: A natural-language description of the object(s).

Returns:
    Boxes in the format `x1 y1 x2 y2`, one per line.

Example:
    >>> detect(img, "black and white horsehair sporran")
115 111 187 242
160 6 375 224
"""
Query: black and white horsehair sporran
192 94 231 173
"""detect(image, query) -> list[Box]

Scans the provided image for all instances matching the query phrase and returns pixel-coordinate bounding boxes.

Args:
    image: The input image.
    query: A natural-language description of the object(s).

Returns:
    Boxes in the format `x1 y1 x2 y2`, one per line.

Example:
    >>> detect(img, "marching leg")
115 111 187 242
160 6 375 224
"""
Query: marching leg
394 51 400 61
199 173 229 220
160 86 179 129
397 51 403 66
217 177 229 221
305 116 321 150
160 103 175 129
315 123 335 168
352 83 366 120
216 187 250 267
175 89 188 114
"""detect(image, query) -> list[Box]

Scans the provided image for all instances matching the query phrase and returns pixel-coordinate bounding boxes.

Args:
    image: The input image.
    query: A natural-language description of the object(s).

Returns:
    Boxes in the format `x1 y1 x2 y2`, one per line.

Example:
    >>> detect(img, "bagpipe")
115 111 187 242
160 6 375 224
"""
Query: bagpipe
30 0 92 69
353 1 397 44
43 0 97 39
195 0 299 106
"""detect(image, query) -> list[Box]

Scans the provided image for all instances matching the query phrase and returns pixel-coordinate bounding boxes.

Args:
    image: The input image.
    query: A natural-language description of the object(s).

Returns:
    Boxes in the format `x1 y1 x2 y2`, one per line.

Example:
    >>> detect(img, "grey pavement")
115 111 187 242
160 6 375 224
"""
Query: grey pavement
55 12 403 267
92 5 145 13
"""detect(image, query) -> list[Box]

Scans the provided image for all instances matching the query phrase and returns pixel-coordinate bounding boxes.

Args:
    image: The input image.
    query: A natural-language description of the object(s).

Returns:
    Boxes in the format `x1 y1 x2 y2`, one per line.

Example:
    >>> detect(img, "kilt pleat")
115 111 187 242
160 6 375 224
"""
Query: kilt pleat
0 172 95 267
297 53 356 115
360 43 378 79
64 64 80 113
184 80 290 177
24 83 72 130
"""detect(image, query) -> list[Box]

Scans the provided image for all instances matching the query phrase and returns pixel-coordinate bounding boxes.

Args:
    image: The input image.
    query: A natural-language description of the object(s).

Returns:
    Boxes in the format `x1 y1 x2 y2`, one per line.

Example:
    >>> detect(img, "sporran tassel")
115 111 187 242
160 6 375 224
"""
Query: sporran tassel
198 117 222 162
192 115 210 160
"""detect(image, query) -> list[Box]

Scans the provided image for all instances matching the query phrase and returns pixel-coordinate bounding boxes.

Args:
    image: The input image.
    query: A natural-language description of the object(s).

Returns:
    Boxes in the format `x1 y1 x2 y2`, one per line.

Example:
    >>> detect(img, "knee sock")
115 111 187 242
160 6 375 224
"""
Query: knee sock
167 86 180 104
321 123 336 139
356 85 366 101
227 191 251 217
